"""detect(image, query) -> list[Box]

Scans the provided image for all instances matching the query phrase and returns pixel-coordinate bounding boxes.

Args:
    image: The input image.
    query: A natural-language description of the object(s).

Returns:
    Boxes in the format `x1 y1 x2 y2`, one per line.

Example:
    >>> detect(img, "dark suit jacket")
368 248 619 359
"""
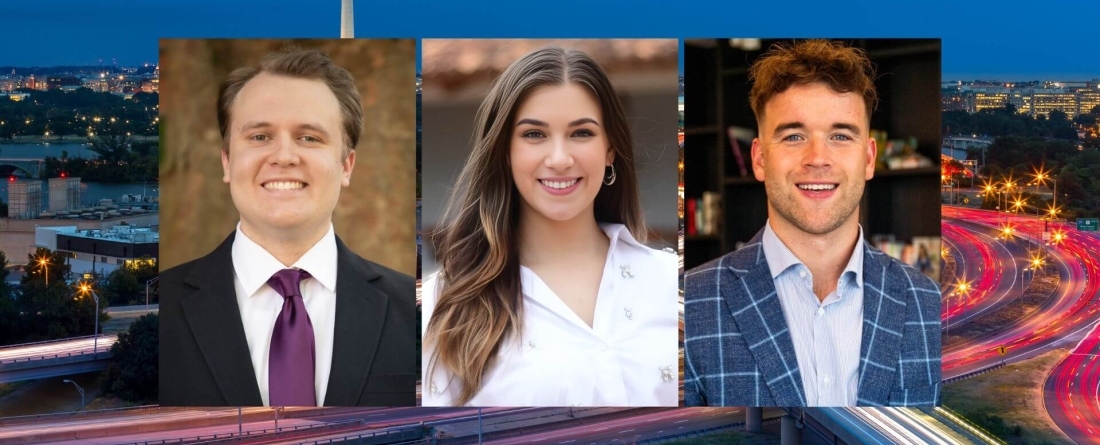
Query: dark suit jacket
683 229 941 407
159 232 417 406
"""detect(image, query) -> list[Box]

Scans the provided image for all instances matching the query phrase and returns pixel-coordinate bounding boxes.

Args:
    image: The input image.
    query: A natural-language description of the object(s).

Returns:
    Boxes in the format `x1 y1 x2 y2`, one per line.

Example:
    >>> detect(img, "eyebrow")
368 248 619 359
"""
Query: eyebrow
772 121 863 134
515 117 601 128
238 121 333 139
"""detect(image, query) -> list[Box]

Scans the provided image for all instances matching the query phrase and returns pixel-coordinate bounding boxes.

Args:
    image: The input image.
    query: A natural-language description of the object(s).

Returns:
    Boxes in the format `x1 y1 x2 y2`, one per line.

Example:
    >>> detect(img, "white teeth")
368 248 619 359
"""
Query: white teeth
798 184 837 191
541 179 578 190
264 181 305 190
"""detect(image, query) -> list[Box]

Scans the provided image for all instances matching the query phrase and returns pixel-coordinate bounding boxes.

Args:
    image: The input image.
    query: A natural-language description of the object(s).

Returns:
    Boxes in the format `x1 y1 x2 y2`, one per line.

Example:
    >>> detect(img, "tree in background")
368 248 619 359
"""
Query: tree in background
104 257 157 306
13 248 108 342
0 251 17 345
100 313 158 403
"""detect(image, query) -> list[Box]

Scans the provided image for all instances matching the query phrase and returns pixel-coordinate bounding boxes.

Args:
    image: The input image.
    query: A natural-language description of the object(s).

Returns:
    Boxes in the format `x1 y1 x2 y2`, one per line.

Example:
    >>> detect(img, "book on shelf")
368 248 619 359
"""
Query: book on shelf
685 192 722 237
727 126 755 178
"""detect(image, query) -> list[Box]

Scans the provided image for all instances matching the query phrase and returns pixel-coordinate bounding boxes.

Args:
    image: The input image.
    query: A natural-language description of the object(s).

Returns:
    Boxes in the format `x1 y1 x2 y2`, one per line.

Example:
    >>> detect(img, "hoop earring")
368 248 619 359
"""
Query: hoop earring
603 164 617 186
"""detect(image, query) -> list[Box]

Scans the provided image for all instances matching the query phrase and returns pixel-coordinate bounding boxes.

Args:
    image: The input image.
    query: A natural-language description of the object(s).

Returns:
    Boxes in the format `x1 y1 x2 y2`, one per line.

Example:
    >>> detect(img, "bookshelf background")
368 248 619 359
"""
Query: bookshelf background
683 38 942 271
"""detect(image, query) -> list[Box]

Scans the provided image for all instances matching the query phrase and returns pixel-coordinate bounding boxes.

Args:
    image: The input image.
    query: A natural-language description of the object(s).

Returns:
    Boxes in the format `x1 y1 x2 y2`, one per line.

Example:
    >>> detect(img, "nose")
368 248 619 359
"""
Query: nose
543 136 574 170
803 136 832 169
270 134 300 166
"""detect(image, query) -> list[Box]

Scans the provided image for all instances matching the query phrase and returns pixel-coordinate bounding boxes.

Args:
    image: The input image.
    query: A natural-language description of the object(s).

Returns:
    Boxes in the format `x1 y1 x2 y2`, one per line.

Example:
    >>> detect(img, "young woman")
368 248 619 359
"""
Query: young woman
422 46 678 407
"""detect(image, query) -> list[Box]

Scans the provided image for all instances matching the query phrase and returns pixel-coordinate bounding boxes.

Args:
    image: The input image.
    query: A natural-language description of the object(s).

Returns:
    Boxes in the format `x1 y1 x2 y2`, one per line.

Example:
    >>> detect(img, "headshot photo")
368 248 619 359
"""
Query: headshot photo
419 39 680 407
682 39 943 407
157 39 417 407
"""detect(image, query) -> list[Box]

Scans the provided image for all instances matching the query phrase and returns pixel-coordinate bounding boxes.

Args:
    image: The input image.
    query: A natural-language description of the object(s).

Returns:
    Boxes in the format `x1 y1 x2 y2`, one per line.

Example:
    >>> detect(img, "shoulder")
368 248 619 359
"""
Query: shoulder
350 252 417 307
160 236 231 296
684 242 757 285
865 244 940 306
335 235 416 296
420 272 442 318
160 256 201 289
607 224 678 269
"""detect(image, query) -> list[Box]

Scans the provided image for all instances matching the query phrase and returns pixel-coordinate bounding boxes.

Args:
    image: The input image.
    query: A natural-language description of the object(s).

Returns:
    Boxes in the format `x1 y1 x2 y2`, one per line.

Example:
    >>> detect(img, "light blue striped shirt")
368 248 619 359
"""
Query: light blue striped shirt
762 221 864 406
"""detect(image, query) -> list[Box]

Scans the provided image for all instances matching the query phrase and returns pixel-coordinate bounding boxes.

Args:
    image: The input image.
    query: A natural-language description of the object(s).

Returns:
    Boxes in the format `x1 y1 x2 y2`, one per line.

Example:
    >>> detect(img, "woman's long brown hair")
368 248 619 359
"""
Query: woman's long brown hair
425 47 646 405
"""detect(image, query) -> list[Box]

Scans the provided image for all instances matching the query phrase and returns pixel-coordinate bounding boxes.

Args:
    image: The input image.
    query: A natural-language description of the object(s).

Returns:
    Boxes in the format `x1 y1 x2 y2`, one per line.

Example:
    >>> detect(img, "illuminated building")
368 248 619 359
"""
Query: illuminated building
34 225 159 276
974 92 1009 112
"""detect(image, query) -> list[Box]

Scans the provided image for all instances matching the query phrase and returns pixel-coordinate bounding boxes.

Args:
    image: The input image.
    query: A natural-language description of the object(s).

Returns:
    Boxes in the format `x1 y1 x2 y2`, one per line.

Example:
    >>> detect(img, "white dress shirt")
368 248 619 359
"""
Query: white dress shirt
421 223 679 407
231 223 338 406
762 221 864 406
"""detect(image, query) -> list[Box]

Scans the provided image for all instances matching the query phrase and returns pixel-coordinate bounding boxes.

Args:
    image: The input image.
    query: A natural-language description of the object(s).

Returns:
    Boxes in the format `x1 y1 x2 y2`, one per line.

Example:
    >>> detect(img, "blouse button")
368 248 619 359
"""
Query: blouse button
597 343 608 352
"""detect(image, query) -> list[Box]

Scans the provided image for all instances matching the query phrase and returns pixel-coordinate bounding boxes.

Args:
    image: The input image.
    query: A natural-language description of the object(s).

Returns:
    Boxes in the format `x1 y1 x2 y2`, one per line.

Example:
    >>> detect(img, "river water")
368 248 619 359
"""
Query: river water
0 142 156 207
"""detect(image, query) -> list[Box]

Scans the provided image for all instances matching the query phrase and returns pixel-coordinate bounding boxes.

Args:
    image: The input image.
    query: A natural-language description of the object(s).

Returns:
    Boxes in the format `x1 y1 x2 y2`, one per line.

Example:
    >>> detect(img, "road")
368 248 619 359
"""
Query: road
945 206 1100 444
941 219 1026 329
1043 226 1100 445
0 335 118 364
943 207 1092 379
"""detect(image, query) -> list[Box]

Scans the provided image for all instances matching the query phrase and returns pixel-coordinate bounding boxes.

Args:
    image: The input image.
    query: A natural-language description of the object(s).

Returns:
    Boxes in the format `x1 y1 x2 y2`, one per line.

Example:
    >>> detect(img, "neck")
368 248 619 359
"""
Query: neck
768 214 860 299
517 208 609 268
240 220 329 267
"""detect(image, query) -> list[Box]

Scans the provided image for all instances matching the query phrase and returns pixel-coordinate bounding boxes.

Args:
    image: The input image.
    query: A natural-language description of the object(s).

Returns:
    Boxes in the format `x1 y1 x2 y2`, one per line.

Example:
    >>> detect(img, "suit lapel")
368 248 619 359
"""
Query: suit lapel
179 232 263 406
323 236 387 406
723 237 806 406
856 245 907 406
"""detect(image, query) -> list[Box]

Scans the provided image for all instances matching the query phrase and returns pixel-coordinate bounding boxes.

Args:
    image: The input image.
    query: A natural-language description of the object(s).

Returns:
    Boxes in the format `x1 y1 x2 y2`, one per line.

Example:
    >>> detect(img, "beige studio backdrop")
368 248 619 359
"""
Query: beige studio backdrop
159 39 416 275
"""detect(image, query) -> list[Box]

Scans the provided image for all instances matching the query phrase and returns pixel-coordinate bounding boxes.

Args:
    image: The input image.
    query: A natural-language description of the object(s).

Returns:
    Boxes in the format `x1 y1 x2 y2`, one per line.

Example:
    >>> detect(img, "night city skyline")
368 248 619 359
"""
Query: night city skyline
2 0 1100 81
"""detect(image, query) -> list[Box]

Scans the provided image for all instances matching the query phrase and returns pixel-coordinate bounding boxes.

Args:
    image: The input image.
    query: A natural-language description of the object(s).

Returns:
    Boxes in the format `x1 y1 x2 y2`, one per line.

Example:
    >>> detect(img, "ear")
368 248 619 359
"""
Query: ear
605 144 616 166
864 137 877 180
221 148 231 184
751 138 766 182
341 149 356 187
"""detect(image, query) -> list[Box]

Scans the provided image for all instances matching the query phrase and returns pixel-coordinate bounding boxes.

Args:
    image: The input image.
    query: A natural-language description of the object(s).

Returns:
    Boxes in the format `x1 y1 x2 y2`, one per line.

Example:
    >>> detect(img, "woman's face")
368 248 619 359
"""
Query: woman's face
509 83 614 225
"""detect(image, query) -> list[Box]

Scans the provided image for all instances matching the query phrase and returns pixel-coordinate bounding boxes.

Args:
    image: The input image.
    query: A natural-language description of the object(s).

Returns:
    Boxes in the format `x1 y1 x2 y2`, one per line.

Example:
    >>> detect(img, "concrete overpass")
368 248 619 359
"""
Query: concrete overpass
0 158 44 178
0 335 118 384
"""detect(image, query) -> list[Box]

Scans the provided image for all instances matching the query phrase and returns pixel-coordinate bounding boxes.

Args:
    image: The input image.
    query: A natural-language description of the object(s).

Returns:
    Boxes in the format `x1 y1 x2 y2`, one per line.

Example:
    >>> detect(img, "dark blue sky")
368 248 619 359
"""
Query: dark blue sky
2 0 1098 81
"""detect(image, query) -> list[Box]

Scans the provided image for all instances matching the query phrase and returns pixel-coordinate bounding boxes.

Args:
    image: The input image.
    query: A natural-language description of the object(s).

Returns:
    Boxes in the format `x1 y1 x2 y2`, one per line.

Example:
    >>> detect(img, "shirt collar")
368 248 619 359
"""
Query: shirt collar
231 223 338 297
761 220 864 288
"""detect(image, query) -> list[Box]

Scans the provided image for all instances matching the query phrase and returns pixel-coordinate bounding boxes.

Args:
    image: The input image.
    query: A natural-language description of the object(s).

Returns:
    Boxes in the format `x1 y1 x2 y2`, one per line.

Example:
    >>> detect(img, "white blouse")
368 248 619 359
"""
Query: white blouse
421 223 679 407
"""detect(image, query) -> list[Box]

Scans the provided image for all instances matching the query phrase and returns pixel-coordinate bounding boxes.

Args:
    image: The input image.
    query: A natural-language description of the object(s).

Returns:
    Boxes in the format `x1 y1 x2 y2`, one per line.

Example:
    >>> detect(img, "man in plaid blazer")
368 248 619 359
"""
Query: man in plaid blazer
683 40 941 407
683 231 942 406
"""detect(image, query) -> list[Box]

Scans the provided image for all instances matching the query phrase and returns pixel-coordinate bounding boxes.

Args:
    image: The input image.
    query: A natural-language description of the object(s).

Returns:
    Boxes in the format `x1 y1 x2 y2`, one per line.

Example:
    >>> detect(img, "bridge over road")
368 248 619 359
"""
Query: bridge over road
0 158 45 178
0 335 118 384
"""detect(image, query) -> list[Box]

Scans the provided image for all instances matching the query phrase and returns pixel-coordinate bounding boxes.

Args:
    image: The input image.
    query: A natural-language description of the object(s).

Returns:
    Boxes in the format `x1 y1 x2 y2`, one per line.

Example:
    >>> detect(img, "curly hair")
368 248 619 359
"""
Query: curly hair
749 40 878 123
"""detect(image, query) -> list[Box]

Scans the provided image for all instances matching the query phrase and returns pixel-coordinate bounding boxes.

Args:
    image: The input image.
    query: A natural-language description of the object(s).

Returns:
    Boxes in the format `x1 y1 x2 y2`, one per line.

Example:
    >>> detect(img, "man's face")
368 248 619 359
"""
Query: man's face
751 82 876 236
221 72 355 238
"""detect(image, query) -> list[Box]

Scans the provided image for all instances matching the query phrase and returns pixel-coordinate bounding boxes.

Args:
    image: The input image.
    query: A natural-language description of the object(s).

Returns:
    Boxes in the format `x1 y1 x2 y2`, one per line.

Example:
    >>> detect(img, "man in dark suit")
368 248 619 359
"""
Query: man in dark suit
160 48 416 407
683 40 941 407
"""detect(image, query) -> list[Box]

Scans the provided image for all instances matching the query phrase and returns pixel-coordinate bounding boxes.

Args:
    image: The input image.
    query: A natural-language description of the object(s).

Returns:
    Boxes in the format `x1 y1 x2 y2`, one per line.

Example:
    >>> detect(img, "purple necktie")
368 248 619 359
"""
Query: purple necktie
267 268 317 406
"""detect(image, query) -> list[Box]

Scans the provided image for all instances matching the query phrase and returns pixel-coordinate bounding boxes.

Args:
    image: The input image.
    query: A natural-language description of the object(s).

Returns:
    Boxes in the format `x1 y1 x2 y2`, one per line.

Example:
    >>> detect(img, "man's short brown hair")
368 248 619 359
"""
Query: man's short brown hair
749 40 878 124
217 47 363 156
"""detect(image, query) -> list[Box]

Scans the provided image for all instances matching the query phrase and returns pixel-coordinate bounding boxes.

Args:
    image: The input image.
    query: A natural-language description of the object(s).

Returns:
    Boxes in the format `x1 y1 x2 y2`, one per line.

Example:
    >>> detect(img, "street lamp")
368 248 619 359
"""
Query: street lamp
78 283 100 357
1032 168 1057 211
38 256 49 286
62 379 85 410
146 276 160 310
947 279 970 337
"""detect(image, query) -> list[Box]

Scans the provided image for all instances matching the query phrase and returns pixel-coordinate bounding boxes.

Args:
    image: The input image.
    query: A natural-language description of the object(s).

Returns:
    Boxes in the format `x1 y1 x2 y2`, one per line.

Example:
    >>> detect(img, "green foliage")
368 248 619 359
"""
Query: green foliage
0 247 109 345
0 89 157 139
943 108 1078 141
963 412 1025 438
0 251 16 345
100 313 158 403
42 133 158 182
971 135 1100 218
104 257 157 306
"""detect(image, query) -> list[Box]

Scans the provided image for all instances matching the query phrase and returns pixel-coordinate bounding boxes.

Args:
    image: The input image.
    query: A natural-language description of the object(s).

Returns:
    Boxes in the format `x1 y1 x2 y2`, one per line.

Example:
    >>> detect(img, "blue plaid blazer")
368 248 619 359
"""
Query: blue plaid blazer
683 230 941 407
